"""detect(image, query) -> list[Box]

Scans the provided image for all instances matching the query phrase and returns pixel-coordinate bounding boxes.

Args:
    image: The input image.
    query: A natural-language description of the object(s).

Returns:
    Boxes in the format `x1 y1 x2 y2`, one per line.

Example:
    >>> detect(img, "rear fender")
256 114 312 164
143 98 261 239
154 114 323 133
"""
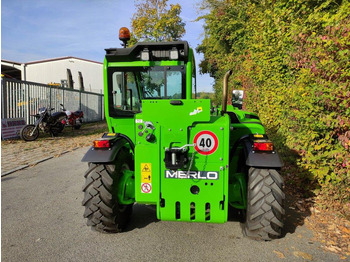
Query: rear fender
241 138 283 168
81 134 129 163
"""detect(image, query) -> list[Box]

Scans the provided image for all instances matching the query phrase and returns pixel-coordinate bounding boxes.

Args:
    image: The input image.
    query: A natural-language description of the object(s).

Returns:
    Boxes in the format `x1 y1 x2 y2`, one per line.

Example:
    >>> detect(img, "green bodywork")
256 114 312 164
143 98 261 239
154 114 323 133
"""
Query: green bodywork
103 42 266 223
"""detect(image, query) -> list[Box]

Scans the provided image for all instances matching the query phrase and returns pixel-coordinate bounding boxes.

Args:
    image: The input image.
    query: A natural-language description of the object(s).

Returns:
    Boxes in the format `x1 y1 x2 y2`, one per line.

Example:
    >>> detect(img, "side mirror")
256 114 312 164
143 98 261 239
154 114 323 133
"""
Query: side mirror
232 90 244 109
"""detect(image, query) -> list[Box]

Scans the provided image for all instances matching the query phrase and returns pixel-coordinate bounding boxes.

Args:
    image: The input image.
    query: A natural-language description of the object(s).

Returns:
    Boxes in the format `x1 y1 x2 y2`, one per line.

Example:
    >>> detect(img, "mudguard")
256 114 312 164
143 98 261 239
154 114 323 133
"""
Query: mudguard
81 136 128 163
242 138 284 168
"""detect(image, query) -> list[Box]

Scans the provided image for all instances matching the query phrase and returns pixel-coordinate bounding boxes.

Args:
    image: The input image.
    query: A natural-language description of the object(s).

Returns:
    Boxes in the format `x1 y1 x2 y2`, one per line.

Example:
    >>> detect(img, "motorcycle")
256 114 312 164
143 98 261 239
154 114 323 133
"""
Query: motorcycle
20 107 66 141
60 104 83 130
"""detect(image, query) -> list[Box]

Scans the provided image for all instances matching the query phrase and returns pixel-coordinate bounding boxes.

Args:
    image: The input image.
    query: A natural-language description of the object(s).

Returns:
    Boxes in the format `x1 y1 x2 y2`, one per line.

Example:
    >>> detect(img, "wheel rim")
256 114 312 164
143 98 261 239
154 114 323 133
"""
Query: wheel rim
117 163 131 212
121 163 130 172
22 126 39 140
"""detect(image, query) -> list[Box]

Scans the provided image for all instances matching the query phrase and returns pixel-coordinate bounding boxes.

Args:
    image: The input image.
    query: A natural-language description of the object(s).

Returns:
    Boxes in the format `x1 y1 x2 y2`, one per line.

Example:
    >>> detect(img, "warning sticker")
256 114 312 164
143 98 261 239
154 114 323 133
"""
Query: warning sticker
141 163 152 183
141 183 152 193
141 163 151 173
193 130 219 155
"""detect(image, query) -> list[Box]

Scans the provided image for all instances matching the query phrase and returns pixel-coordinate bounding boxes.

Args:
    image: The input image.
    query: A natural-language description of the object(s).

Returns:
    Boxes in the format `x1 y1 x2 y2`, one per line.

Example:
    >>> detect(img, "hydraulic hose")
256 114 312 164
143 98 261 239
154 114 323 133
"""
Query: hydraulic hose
117 133 135 153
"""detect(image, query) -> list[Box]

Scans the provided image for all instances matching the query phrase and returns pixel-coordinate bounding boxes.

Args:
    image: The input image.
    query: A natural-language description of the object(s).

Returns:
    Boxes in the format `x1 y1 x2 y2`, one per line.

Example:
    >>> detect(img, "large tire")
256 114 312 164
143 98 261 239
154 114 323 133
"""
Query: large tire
82 148 134 233
242 167 285 240
20 125 39 141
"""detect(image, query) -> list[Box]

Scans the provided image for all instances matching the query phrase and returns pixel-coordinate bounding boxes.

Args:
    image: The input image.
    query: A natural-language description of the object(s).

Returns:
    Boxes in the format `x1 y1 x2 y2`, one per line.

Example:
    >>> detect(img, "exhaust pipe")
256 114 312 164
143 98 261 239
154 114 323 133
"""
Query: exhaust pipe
221 70 233 114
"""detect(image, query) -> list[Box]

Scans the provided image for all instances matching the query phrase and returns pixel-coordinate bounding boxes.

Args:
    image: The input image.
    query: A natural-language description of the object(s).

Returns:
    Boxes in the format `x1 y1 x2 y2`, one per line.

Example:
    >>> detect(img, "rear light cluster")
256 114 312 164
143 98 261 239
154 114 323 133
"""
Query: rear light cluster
253 141 274 152
93 133 119 149
93 139 111 148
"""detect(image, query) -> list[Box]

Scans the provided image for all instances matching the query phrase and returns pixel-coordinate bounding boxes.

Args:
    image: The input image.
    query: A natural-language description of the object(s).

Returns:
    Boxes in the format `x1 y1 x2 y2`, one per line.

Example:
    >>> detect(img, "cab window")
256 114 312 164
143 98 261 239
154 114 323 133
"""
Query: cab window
108 66 185 117
111 71 141 116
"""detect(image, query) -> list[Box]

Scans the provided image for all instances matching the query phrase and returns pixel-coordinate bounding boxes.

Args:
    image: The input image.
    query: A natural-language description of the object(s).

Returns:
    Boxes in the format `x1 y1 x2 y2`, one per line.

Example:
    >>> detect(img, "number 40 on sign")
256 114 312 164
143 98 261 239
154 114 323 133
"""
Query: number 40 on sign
193 130 219 155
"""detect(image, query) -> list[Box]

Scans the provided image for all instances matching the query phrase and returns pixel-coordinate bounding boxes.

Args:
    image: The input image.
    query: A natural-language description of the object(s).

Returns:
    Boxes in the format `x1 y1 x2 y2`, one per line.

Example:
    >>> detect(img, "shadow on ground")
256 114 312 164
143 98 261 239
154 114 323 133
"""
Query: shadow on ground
125 204 159 232
282 193 312 237
269 130 317 238
1 176 16 182
44 121 107 139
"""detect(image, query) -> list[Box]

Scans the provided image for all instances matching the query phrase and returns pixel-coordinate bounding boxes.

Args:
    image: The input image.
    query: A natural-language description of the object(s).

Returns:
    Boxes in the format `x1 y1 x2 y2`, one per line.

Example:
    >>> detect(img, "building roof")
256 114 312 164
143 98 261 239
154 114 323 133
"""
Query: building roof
1 59 22 65
25 56 103 65
1 56 103 66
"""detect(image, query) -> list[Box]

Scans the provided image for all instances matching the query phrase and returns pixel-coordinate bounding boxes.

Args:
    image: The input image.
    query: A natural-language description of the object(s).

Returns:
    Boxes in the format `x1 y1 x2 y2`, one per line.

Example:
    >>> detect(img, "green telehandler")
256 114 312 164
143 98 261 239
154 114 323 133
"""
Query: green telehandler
82 28 284 240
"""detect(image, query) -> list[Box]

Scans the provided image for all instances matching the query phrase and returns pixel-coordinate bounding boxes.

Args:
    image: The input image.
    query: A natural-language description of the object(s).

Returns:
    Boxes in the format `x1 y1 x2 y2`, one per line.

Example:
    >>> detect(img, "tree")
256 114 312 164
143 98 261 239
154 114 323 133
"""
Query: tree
131 0 186 42
197 0 350 206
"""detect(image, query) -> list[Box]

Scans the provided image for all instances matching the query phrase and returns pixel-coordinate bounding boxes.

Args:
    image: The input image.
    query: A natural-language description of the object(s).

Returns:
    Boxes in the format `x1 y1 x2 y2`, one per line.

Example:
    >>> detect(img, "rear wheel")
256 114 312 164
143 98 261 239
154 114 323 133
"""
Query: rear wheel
20 125 39 141
242 168 285 240
82 148 133 233
50 123 64 136
74 119 82 130
56 122 65 133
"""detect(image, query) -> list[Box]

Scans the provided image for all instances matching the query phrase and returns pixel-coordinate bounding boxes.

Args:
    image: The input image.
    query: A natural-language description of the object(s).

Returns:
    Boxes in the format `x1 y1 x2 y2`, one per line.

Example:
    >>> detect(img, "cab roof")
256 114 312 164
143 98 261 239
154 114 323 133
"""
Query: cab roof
105 41 189 62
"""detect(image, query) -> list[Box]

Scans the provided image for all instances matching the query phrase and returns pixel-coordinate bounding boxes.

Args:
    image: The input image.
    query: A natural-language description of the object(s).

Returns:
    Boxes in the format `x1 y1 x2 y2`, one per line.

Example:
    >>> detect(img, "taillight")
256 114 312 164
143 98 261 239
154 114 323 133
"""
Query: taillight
93 140 110 148
253 141 274 152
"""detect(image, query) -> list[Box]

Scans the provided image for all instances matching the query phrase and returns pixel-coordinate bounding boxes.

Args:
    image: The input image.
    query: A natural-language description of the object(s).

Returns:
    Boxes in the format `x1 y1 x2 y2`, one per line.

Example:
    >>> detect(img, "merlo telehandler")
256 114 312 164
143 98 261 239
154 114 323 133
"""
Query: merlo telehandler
82 27 284 240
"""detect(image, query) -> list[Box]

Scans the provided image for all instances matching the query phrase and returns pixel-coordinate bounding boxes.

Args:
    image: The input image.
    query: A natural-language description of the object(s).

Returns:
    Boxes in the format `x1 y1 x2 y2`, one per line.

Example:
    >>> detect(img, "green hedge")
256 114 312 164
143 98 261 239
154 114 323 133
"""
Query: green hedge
198 0 350 201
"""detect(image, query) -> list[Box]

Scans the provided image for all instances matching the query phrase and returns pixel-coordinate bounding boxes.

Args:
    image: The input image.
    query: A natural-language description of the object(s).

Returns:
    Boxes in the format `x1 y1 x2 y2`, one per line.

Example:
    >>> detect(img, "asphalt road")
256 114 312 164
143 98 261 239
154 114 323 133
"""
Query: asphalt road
2 147 341 262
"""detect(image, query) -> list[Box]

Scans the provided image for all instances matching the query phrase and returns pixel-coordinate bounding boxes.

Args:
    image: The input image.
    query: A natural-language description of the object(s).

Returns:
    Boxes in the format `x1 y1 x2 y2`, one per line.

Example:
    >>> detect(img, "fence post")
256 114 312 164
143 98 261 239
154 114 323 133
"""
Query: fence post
1 78 8 119
79 90 82 110
49 85 52 110
26 82 30 124
100 95 103 121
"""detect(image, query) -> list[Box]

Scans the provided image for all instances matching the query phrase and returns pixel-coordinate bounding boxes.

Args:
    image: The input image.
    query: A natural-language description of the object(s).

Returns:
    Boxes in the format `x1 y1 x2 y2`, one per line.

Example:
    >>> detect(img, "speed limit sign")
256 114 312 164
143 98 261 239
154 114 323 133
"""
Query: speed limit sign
193 130 219 155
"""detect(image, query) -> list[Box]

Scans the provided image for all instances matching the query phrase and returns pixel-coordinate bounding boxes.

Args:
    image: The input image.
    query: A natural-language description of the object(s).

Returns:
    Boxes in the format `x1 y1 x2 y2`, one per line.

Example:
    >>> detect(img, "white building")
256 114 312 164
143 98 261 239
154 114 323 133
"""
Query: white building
1 57 103 94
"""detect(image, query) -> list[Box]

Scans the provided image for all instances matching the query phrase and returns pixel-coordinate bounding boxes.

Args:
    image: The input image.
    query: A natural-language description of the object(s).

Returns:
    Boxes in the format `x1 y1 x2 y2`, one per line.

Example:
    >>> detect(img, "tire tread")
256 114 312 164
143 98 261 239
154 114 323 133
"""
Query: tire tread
243 168 285 240
82 149 133 233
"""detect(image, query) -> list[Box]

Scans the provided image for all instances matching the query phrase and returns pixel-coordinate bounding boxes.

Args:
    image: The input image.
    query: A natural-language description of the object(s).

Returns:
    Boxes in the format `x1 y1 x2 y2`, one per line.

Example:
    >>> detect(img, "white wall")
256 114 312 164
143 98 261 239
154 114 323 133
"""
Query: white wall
24 58 103 93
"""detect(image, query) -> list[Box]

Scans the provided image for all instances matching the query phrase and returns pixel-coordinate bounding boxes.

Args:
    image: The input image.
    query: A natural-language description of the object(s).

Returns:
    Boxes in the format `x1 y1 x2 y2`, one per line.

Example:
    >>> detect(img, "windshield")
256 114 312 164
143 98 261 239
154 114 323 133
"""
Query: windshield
140 67 183 99
38 107 47 114
108 66 185 117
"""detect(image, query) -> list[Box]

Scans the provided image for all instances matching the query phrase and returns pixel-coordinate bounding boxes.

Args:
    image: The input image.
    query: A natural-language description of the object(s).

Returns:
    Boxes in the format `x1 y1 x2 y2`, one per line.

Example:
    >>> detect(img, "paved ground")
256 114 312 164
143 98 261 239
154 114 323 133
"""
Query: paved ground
1 122 107 175
1 147 343 262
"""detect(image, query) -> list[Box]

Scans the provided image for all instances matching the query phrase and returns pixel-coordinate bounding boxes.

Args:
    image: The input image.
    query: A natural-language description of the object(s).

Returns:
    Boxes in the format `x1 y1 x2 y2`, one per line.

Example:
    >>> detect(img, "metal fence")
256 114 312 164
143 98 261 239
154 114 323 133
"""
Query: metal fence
1 78 104 124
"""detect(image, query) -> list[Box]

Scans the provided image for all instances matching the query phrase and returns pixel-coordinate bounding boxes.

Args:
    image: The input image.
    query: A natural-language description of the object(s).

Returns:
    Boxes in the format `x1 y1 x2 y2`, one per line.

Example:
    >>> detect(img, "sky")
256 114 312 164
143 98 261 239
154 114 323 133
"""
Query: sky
1 0 214 92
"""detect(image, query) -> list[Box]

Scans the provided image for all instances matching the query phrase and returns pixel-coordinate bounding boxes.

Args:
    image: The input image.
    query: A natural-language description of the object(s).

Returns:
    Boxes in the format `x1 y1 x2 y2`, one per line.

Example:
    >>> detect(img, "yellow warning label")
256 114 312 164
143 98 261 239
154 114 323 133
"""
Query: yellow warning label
141 163 152 183
254 134 264 138
107 133 116 136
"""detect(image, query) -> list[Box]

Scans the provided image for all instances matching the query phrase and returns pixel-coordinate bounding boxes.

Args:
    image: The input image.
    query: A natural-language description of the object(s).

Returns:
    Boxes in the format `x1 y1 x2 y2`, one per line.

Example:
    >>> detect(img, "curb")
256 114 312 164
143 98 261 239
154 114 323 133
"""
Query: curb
31 156 54 165
1 165 30 177
1 147 82 177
